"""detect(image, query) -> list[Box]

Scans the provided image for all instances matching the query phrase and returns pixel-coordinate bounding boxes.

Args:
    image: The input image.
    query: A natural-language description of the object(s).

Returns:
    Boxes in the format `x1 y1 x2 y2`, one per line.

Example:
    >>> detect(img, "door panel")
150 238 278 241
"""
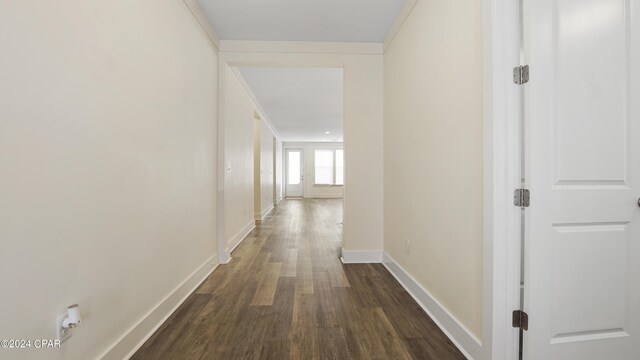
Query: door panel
553 0 629 185
285 149 303 197
524 0 639 358
550 223 627 339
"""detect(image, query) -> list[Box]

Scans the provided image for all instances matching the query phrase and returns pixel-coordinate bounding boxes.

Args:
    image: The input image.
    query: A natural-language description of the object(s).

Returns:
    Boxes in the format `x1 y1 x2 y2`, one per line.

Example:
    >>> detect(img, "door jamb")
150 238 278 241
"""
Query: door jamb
482 0 523 359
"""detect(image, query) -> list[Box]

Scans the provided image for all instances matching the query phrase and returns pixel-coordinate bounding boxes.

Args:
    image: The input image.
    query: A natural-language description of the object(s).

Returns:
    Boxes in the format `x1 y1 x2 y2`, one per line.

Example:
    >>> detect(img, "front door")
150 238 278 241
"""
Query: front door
524 0 640 359
285 148 304 197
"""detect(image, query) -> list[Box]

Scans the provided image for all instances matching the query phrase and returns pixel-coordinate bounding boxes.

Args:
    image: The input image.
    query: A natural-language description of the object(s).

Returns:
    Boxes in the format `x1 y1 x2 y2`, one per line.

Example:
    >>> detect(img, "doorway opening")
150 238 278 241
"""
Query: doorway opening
285 148 304 197
237 67 345 205
220 61 347 264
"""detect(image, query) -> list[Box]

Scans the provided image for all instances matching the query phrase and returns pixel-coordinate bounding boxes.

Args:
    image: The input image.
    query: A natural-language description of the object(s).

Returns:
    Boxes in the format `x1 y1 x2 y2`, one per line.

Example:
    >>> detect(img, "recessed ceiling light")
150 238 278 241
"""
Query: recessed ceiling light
325 131 331 134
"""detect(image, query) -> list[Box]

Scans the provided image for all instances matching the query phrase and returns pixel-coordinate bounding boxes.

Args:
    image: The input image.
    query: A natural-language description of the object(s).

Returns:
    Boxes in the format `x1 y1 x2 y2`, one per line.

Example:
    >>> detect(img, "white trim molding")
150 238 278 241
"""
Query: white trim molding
181 0 220 50
303 195 343 199
227 221 255 256
383 0 418 52
340 249 383 263
228 67 281 139
262 205 274 219
382 253 482 360
220 40 383 55
256 205 274 223
99 255 218 360
481 0 523 359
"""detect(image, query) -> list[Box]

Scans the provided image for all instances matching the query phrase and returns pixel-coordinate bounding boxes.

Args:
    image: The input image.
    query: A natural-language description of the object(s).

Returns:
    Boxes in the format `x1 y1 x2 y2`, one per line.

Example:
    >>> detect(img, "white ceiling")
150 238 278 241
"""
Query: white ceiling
196 0 405 43
238 67 343 142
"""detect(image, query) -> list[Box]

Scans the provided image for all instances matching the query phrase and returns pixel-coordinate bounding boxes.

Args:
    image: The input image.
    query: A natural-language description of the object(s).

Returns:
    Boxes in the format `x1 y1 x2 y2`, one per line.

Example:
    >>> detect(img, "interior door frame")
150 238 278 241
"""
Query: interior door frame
284 147 304 198
482 0 524 359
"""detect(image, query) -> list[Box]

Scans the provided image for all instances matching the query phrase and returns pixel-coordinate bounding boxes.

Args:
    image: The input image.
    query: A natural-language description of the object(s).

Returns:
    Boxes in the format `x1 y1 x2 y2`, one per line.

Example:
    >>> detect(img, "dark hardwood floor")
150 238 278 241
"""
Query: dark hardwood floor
132 199 466 360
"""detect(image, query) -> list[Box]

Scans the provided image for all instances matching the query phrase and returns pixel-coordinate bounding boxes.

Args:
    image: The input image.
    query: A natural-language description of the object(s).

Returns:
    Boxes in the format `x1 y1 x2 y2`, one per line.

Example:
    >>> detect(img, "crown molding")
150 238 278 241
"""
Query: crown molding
220 40 383 55
182 0 220 50
229 67 281 139
383 0 418 52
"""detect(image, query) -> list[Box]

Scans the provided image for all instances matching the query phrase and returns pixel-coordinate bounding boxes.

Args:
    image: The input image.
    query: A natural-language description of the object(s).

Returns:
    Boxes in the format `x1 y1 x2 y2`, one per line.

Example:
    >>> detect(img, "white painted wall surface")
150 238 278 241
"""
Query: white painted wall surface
218 42 385 253
259 121 275 217
224 66 256 248
224 66 280 244
0 1 219 359
284 142 344 198
275 138 283 202
383 0 484 339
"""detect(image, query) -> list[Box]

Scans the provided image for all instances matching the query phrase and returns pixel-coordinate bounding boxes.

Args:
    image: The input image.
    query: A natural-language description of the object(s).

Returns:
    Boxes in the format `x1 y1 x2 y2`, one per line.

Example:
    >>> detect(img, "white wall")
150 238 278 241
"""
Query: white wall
284 142 344 198
0 1 219 359
219 42 384 254
254 119 275 220
383 0 484 341
275 138 283 202
224 66 280 249
259 120 276 218
253 116 262 219
224 66 256 250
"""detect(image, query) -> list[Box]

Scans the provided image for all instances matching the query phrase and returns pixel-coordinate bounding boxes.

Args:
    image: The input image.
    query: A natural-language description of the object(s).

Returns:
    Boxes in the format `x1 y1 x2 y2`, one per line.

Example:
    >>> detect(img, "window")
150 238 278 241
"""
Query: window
314 149 344 185
335 149 344 185
314 150 334 184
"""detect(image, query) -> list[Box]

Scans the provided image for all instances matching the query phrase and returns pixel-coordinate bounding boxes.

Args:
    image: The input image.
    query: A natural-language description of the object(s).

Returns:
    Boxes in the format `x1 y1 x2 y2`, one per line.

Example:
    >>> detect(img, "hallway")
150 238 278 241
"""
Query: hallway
132 199 465 359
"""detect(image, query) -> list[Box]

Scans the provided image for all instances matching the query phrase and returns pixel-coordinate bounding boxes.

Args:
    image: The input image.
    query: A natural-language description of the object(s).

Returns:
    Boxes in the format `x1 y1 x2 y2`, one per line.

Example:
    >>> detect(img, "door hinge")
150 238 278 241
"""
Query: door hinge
514 189 530 207
512 310 529 331
513 65 530 85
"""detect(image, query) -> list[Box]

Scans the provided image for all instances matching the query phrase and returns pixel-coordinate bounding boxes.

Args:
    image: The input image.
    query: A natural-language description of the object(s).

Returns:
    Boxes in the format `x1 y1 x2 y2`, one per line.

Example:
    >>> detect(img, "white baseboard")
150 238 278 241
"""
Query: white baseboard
275 195 283 205
340 249 383 263
303 195 343 199
382 252 482 360
99 254 219 360
227 221 255 255
261 205 274 219
255 205 274 223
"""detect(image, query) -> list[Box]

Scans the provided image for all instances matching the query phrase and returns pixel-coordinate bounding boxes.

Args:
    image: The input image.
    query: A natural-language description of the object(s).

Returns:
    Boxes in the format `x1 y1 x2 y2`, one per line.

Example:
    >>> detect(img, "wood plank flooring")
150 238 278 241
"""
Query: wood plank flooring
132 199 466 360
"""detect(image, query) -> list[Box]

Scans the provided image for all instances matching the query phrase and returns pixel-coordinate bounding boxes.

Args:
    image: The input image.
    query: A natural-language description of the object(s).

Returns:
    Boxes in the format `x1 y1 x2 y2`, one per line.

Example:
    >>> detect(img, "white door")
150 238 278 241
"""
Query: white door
285 149 303 197
524 0 640 359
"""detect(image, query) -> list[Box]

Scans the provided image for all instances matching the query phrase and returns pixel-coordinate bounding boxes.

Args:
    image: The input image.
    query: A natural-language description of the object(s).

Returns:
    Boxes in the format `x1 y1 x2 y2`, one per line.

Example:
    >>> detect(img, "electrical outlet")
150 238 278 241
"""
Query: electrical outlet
56 314 72 343
404 239 411 255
